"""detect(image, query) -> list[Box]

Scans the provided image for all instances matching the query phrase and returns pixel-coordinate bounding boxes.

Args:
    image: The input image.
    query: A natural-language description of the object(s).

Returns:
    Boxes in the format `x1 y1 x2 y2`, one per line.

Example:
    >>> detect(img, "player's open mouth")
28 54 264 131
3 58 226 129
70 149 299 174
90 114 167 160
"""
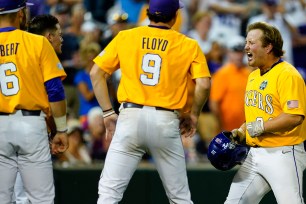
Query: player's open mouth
247 52 253 61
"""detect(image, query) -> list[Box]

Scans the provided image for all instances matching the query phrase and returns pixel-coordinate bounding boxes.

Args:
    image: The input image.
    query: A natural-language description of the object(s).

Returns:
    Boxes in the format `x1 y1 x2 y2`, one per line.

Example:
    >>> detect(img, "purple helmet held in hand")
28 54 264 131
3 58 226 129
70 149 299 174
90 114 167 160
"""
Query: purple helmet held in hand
207 131 249 171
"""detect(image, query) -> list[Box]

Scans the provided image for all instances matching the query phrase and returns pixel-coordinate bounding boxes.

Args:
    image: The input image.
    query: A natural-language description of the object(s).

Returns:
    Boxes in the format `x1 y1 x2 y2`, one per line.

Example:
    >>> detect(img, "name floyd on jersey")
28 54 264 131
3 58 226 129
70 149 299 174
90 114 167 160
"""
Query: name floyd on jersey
142 37 168 51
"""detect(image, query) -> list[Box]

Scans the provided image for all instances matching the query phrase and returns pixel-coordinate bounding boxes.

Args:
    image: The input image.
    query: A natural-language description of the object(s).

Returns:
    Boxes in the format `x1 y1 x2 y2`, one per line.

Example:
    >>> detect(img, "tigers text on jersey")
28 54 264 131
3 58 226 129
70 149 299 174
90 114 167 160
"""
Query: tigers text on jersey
93 26 210 110
245 61 306 147
0 29 66 114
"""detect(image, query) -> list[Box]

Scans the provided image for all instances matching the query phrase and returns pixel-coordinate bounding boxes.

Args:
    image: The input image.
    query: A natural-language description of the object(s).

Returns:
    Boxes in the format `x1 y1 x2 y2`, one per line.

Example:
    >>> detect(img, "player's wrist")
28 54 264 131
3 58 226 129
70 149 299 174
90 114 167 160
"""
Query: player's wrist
237 127 245 136
103 110 116 118
54 115 68 132
103 108 113 113
56 129 68 133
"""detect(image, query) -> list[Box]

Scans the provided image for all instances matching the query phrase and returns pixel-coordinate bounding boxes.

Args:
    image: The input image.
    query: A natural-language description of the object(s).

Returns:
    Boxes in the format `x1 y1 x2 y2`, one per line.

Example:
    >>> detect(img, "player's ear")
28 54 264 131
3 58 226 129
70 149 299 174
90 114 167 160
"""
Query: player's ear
17 8 24 17
18 7 28 30
45 32 53 42
265 43 273 54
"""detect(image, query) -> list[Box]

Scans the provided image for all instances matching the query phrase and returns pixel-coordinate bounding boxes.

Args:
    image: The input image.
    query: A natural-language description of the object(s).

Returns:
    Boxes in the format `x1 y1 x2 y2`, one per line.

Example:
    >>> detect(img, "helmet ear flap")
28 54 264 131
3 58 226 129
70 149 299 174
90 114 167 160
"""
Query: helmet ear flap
207 131 249 171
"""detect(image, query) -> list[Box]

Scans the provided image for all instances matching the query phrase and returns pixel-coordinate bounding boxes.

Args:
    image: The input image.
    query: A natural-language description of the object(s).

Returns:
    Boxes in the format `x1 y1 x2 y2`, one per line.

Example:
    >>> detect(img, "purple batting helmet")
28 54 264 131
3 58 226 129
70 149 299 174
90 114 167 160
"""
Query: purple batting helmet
207 131 249 171
0 0 33 15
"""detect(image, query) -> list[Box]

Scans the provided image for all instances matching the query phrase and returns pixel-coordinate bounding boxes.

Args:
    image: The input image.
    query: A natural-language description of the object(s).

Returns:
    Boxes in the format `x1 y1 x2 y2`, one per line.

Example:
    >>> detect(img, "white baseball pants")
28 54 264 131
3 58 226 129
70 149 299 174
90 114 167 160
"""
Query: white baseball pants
225 143 306 204
97 106 193 204
0 111 54 204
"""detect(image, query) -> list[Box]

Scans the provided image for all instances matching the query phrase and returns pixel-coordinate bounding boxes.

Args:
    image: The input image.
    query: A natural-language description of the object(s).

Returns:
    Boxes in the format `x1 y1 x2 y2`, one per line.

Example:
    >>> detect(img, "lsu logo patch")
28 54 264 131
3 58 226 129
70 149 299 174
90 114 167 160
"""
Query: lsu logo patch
259 80 268 90
57 63 63 70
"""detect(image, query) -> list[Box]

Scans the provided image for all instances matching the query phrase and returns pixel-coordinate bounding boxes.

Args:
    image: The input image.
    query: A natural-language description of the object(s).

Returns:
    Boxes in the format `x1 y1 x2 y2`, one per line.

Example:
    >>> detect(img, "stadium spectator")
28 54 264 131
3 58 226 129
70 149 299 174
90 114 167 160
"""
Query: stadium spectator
86 107 110 162
210 35 252 131
247 0 295 64
83 0 115 23
74 42 101 129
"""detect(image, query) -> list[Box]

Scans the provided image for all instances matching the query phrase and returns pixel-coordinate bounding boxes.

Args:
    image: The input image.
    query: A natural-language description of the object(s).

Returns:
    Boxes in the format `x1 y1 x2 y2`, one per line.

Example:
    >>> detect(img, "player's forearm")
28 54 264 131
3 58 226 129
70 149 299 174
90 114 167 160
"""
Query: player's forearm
90 64 113 110
49 100 67 117
263 113 304 133
191 77 211 116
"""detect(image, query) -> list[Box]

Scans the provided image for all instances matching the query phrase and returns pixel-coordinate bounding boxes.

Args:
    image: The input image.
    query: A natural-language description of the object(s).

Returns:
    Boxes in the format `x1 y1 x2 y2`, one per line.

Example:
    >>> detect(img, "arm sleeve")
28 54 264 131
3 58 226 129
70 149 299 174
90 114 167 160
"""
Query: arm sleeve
189 43 211 79
45 77 66 102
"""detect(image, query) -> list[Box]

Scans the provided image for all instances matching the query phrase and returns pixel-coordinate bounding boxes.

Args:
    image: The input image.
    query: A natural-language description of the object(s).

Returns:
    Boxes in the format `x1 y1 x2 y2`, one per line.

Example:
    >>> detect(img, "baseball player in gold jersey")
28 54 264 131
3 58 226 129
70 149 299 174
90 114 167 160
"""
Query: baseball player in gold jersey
226 22 306 204
0 1 69 204
90 0 211 203
12 14 65 204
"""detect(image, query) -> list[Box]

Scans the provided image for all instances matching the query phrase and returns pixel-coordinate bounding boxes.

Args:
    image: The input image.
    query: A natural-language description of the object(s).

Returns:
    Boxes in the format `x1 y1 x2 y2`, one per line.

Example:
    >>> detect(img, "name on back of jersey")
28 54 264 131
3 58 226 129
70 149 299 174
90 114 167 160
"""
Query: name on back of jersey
142 37 169 51
0 43 19 56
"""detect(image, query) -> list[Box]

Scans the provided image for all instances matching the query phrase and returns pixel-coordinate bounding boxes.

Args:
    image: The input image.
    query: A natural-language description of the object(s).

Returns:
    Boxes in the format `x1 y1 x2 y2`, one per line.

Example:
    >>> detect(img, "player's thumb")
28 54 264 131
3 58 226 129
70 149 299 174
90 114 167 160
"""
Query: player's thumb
231 129 239 138
59 139 69 152
231 128 245 143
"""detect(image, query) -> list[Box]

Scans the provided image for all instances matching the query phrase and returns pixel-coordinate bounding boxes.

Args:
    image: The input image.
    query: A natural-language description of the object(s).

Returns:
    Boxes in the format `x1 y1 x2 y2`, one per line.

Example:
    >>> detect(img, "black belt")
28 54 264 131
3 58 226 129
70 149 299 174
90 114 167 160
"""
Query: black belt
0 110 41 116
123 102 174 112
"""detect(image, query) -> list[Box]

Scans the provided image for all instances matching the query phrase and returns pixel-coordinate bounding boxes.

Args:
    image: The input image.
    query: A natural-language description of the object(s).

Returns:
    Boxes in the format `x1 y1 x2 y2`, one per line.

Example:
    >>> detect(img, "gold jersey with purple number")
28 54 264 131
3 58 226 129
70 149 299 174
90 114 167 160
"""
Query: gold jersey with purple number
0 29 66 114
94 26 210 110
245 61 306 147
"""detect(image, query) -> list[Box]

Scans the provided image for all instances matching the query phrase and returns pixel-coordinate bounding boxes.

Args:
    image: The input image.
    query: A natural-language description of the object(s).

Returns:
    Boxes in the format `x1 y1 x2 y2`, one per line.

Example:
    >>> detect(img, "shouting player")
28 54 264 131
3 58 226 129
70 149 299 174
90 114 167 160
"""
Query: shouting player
90 0 211 203
0 1 68 204
226 22 306 203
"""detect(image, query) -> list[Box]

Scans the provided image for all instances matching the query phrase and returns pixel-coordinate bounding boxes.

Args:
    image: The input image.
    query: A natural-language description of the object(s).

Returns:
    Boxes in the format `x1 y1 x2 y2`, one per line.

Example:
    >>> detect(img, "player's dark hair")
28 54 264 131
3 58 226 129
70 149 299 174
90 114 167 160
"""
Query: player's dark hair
146 9 176 23
247 22 284 57
28 14 59 35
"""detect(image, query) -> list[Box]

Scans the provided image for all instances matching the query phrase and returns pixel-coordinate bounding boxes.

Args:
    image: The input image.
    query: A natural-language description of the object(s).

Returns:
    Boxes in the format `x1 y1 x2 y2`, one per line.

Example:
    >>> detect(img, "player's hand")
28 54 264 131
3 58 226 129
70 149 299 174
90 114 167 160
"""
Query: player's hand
231 128 246 144
50 132 69 155
45 115 57 140
104 113 118 140
246 120 264 137
179 113 197 138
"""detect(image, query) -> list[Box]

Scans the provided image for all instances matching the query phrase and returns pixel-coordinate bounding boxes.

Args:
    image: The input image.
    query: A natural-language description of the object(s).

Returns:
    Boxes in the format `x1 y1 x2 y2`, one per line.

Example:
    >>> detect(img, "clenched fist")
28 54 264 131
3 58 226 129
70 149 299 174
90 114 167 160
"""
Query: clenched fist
246 120 264 137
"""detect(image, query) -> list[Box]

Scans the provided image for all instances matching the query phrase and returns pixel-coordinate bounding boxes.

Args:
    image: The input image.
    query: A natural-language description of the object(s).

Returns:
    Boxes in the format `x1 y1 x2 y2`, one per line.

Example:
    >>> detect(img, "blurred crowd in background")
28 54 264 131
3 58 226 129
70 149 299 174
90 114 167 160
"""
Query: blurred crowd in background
26 0 306 166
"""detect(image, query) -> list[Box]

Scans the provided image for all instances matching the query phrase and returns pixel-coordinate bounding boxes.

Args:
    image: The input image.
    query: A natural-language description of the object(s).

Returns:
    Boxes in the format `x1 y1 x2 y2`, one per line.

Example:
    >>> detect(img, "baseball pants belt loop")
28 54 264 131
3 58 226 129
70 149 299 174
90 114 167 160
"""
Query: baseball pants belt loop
0 109 41 116
123 102 174 112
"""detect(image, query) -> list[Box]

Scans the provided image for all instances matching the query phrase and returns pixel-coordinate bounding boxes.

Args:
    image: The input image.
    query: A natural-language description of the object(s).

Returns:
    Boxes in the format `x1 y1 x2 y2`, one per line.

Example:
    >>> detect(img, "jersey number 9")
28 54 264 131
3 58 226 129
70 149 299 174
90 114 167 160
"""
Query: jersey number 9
140 54 161 86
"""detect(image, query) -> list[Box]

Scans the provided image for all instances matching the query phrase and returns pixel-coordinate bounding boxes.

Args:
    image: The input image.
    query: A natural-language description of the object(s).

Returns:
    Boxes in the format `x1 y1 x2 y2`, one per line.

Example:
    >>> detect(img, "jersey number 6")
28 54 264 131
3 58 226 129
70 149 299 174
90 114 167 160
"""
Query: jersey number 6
0 62 19 96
